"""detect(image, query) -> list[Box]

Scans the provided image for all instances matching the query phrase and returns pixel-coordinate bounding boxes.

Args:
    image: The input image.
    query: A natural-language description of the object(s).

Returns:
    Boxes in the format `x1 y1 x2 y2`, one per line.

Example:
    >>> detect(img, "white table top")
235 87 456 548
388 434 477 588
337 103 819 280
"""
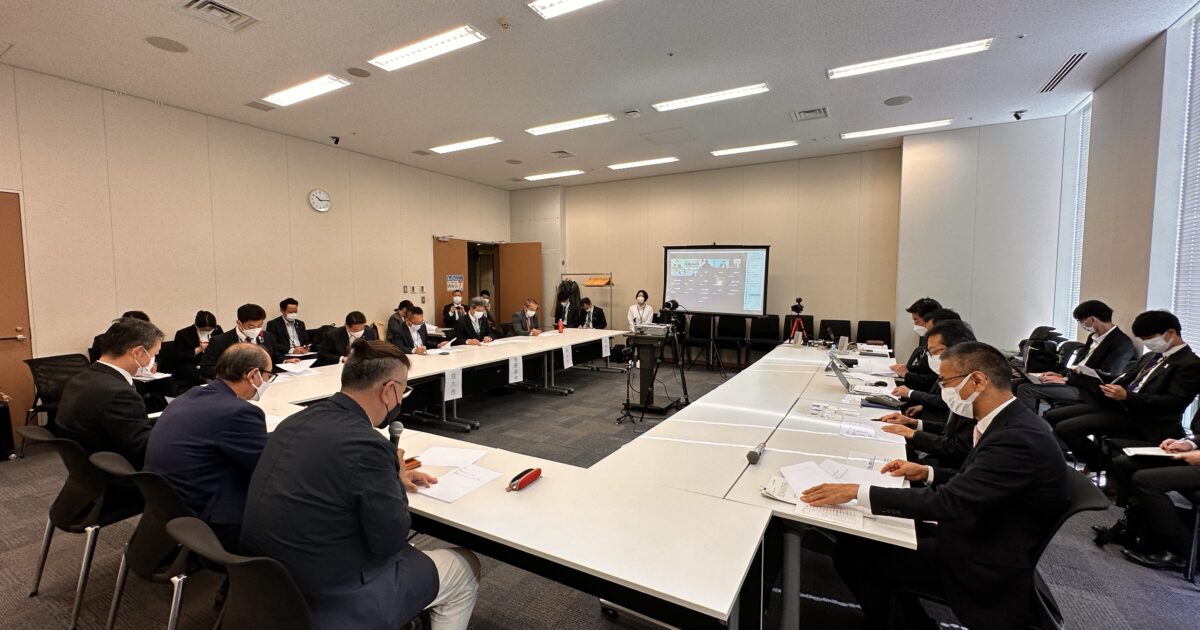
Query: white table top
400 431 770 620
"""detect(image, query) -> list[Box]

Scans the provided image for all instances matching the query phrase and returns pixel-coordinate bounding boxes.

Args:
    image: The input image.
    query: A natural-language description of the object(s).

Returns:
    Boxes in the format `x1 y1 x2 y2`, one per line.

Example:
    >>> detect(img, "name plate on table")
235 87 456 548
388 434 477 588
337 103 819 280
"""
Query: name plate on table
601 336 611 357
508 356 523 383
444 368 463 401
562 346 574 369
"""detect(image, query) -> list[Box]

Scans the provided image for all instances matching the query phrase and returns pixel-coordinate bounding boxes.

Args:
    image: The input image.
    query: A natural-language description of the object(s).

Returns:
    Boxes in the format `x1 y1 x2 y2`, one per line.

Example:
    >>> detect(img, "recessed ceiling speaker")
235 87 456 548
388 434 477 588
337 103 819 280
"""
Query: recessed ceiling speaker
884 95 912 106
146 37 189 53
347 67 372 78
506 159 523 165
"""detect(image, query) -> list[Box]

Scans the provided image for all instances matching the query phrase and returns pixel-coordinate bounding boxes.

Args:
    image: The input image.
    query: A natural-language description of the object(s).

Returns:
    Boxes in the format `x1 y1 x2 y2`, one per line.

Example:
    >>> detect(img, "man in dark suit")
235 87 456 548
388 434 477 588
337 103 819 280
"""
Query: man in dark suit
386 300 413 349
802 342 1069 630
889 298 942 390
241 340 479 630
1016 300 1136 411
57 317 164 469
145 343 272 549
553 291 577 329
510 298 543 336
201 304 291 379
318 311 378 365
266 297 310 359
577 297 607 329
454 298 494 345
89 310 151 361
443 289 467 329
1053 309 1200 472
392 306 450 355
1119 440 1200 569
882 320 978 469
172 310 222 388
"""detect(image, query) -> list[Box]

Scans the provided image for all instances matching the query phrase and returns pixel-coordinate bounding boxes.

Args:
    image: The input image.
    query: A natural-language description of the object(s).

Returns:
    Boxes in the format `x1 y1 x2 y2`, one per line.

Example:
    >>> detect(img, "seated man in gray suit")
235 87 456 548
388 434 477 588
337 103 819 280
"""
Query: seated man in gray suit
510 298 543 336
242 340 479 630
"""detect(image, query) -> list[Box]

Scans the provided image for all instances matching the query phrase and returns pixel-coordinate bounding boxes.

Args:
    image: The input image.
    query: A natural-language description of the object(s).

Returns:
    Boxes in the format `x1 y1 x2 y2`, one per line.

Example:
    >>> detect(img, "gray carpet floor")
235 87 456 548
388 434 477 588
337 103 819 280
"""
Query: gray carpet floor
2 361 1199 629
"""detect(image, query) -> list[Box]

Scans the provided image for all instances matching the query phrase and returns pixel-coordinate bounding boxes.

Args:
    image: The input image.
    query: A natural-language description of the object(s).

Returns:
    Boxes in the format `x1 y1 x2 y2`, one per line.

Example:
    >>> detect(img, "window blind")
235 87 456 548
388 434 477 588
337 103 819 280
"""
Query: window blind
1174 18 1200 339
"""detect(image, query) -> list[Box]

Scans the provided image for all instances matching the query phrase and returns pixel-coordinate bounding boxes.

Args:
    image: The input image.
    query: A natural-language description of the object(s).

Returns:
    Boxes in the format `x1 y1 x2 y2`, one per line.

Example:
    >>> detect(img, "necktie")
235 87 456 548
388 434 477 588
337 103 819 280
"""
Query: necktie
972 426 982 447
526 317 531 331
1129 353 1165 392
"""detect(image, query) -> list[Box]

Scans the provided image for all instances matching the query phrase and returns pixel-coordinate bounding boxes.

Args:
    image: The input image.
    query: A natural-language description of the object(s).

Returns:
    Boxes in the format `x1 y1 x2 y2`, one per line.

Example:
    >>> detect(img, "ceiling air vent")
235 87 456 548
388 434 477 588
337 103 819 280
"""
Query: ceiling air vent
1040 53 1087 93
244 101 274 112
412 149 434 156
790 107 828 122
550 150 575 159
178 1 260 32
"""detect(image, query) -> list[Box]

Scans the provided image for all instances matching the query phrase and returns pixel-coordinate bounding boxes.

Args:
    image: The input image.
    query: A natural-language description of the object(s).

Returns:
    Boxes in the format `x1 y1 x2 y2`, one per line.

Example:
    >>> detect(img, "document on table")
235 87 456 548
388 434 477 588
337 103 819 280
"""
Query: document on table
1122 446 1176 457
794 502 868 528
849 357 894 375
850 384 893 396
417 465 501 503
857 344 891 357
413 446 487 468
780 459 903 497
276 359 317 374
839 421 906 444
133 371 172 382
286 351 317 358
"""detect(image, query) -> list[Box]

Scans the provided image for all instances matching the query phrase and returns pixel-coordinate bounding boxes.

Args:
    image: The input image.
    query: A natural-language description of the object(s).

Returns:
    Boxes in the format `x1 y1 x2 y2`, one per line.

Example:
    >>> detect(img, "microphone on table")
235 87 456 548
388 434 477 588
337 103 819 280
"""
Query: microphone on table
747 442 766 464
389 421 404 447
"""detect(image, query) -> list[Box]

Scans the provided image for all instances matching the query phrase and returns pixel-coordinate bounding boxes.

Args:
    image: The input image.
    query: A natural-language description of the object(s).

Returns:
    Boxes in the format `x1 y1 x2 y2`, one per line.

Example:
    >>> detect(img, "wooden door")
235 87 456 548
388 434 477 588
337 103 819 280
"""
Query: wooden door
498 242 543 326
432 238 468 326
0 192 33 448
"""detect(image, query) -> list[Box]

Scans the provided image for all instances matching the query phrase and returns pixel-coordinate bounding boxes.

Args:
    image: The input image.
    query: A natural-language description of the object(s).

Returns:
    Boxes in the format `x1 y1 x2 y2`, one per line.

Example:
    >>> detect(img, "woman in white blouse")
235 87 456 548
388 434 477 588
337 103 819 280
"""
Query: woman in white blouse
627 289 655 331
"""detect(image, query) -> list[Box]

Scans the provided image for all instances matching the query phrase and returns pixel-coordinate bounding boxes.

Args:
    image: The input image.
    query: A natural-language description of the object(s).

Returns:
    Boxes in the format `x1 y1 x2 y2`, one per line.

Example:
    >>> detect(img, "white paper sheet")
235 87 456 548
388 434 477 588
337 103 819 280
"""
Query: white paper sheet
133 371 172 382
561 346 574 369
417 465 502 503
1122 446 1175 457
414 446 486 468
276 359 317 374
818 458 905 488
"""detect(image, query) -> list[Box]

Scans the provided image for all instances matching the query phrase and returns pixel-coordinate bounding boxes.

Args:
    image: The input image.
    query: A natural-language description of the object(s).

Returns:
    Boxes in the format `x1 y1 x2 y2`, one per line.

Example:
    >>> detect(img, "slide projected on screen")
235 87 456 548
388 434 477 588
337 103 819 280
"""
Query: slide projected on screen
663 246 770 316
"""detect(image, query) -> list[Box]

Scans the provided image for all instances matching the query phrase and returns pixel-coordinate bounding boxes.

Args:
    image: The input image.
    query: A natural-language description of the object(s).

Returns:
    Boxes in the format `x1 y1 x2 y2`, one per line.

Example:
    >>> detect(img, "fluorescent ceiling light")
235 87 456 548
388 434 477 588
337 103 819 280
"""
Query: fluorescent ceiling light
368 25 488 72
429 136 503 154
840 119 953 139
652 83 770 112
524 169 586 181
710 140 797 157
527 0 606 19
607 157 679 170
827 38 994 79
525 114 615 136
262 74 351 107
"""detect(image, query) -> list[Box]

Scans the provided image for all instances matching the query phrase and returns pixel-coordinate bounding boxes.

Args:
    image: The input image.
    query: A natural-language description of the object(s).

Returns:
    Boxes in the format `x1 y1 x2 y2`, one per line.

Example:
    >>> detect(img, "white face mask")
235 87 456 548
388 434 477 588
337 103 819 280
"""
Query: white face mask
249 371 271 402
471 310 484 321
348 328 364 340
940 372 980 418
285 313 299 322
242 326 262 339
452 296 462 305
198 329 212 342
409 322 422 332
133 347 155 377
1143 335 1171 353
636 296 646 305
927 353 942 375
1079 318 1095 334
913 325 928 336
525 310 536 319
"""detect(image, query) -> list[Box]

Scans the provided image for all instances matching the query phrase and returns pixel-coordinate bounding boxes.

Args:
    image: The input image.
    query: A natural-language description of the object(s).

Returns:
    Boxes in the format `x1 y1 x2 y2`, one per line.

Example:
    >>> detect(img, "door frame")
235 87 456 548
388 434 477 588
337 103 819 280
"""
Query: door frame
0 188 36 357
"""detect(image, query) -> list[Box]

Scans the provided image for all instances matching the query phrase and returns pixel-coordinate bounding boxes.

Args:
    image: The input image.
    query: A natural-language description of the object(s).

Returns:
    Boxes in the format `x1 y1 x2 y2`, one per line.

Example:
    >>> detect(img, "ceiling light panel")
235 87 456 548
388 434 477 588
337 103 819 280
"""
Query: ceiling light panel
525 114 616 136
430 136 503 154
525 169 585 181
368 25 488 72
827 38 993 79
527 0 606 19
607 157 679 170
710 140 797 157
652 83 770 112
262 74 351 107
840 119 953 139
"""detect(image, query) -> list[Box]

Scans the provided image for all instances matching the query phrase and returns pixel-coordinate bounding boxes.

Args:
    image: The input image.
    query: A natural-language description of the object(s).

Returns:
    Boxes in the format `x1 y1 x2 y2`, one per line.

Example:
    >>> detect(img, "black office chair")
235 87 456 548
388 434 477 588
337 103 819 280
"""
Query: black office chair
17 426 144 630
166 517 313 630
306 324 336 353
855 320 892 347
22 353 90 432
1056 341 1085 372
684 314 714 369
713 316 749 370
1185 489 1200 585
747 315 781 363
818 319 852 343
90 452 201 630
782 314 815 341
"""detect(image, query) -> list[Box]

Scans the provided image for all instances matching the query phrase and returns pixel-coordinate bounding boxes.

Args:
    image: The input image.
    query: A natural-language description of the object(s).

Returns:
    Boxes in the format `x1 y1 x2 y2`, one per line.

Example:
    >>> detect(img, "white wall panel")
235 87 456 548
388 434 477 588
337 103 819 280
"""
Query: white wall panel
349 152 403 325
286 137 352 328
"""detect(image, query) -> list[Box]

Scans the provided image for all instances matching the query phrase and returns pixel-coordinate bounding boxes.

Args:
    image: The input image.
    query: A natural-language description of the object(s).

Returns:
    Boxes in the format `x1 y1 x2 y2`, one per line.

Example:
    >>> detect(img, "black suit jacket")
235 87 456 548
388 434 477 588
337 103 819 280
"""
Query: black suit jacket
453 315 493 344
868 401 1069 629
172 325 225 385
144 379 266 530
392 323 431 354
510 311 542 336
318 326 379 366
1065 327 1136 385
908 411 975 469
266 316 309 358
55 362 152 468
200 329 285 379
1103 346 1200 438
553 303 579 328
577 306 607 330
241 394 437 629
902 339 937 390
385 313 406 348
442 303 467 329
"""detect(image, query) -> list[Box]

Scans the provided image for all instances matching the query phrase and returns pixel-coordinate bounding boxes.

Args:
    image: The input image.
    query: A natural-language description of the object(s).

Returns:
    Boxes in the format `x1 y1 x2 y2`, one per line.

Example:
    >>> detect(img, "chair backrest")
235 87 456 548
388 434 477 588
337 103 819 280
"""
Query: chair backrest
91 452 194 579
156 340 181 375
1056 341 1085 371
716 315 747 338
687 314 714 339
818 319 852 342
855 320 893 346
307 324 336 351
167 517 313 630
749 315 780 341
23 354 90 407
18 425 111 529
1034 467 1110 563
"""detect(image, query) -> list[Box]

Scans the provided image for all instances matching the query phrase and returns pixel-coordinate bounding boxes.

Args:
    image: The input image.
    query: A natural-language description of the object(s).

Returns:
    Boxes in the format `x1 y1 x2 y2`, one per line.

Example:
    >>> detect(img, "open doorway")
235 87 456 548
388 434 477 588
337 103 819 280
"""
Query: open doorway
468 242 497 311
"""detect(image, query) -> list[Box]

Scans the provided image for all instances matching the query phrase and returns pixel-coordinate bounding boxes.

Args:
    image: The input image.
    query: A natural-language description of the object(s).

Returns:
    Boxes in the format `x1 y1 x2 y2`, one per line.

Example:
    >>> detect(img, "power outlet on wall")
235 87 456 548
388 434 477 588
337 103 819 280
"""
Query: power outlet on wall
421 296 426 304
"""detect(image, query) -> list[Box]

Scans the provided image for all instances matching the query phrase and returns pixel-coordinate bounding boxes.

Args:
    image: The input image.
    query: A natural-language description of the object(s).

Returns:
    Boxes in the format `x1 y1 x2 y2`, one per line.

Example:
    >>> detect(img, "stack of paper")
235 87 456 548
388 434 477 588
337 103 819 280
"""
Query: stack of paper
780 459 904 498
133 371 173 382
277 359 318 376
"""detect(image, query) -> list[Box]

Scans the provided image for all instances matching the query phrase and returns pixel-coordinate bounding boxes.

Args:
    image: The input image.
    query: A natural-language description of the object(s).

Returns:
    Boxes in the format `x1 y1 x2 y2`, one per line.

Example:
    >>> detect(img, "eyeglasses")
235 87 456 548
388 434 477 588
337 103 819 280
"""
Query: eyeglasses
936 373 972 386
390 382 414 400
256 370 278 383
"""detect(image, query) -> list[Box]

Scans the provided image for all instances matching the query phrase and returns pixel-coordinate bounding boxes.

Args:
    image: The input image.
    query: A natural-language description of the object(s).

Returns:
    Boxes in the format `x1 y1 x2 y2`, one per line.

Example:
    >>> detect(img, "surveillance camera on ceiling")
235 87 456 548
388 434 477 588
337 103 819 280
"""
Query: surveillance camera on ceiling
1012 110 1027 121
330 136 341 145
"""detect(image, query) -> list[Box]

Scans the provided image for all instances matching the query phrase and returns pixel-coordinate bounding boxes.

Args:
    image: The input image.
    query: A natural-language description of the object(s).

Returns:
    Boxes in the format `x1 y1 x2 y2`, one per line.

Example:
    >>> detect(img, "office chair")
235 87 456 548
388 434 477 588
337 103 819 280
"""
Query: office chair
713 316 749 370
747 315 781 363
818 319 851 343
22 354 90 433
855 320 892 347
683 314 714 370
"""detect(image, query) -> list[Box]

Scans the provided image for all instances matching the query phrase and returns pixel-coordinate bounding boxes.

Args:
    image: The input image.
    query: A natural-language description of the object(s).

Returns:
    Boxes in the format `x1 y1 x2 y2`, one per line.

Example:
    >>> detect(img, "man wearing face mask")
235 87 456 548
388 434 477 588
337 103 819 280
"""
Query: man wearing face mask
56 317 164 468
801 342 1069 630
145 343 272 549
320 311 379 366
172 310 223 388
1053 309 1200 473
511 298 543 336
578 297 607 330
478 290 493 319
889 297 942 390
1015 300 1135 413
394 306 450 355
387 300 414 348
443 290 467 328
202 303 291 379
454 298 495 345
552 291 577 329
242 340 480 630
266 297 310 357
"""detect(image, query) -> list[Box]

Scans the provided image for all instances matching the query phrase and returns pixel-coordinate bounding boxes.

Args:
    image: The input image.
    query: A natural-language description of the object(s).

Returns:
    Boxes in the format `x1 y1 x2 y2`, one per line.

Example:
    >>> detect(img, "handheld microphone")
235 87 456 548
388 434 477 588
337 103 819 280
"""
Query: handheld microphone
389 421 404 447
746 442 766 464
